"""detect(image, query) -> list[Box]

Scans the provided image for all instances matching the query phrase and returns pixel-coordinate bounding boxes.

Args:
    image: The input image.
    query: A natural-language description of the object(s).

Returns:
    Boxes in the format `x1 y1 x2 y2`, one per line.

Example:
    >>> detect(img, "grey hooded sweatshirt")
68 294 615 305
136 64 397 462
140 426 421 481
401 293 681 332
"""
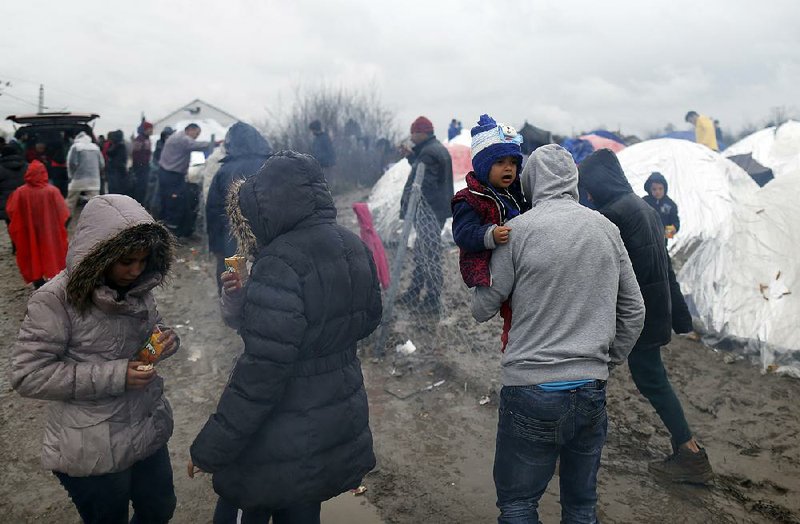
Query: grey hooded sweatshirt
472 144 645 386
67 132 104 192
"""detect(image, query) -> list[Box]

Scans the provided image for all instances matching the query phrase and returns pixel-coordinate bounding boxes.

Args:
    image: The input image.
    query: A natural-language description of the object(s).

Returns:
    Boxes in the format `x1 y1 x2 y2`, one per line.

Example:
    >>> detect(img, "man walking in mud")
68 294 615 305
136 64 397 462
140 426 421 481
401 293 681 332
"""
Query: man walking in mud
579 148 715 484
472 145 645 523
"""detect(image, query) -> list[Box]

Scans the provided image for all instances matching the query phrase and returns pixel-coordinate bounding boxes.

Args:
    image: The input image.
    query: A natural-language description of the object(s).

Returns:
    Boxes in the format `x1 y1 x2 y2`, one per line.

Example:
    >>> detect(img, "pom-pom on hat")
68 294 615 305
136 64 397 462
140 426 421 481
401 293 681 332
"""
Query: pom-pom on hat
470 114 524 184
410 116 434 135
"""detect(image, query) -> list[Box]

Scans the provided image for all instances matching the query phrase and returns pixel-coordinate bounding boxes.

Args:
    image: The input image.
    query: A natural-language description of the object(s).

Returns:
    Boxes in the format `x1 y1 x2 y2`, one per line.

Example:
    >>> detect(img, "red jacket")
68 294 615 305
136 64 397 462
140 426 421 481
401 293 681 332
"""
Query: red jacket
6 160 69 283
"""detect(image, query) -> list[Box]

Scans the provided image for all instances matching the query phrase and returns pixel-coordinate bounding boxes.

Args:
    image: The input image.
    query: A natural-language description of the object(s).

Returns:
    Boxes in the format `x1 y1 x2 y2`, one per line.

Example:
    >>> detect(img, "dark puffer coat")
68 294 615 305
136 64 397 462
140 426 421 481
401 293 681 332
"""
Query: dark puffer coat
190 151 382 510
205 122 272 255
578 149 672 347
400 135 454 223
0 150 27 220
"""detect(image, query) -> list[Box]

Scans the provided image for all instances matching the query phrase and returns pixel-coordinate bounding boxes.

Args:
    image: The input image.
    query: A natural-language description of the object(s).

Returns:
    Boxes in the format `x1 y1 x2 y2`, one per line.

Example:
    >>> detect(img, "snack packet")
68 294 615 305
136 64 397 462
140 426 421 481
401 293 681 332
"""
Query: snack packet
138 326 164 364
224 254 248 282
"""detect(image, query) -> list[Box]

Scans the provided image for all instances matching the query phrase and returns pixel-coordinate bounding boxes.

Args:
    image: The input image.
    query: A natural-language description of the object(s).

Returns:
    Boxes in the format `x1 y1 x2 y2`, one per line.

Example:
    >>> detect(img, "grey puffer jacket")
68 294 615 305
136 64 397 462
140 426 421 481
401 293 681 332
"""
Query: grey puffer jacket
10 194 177 476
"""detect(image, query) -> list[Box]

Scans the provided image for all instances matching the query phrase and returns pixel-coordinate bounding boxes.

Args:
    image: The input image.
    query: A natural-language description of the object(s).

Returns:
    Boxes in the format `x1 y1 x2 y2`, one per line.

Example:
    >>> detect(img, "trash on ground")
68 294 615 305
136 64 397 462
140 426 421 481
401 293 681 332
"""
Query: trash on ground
351 485 367 495
479 395 491 405
396 339 416 355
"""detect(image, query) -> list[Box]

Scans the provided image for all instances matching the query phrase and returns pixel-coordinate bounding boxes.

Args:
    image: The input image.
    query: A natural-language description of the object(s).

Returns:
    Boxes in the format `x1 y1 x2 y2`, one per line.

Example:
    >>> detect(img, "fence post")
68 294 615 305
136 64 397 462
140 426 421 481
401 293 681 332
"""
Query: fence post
374 163 426 356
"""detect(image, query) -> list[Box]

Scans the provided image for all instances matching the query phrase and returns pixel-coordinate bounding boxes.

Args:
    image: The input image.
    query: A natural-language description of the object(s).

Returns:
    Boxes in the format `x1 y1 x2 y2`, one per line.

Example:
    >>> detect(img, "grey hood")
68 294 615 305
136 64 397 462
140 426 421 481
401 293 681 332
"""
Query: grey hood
520 144 579 205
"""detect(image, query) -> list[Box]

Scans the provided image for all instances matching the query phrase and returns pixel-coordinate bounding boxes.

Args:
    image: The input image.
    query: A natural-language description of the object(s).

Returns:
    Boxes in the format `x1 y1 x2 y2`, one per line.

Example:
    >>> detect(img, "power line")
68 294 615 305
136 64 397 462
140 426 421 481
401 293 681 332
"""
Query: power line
0 91 40 108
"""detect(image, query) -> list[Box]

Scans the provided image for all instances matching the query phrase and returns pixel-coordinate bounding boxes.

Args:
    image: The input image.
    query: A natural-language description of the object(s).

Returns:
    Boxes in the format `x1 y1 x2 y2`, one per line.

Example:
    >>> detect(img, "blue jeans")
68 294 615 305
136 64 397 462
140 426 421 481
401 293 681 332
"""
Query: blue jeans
54 445 176 524
494 382 608 524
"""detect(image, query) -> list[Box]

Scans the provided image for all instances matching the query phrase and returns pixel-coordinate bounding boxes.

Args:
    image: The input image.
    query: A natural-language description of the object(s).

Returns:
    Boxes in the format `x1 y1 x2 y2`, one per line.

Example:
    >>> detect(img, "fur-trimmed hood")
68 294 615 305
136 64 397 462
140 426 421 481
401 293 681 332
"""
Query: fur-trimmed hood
226 150 336 256
67 195 174 312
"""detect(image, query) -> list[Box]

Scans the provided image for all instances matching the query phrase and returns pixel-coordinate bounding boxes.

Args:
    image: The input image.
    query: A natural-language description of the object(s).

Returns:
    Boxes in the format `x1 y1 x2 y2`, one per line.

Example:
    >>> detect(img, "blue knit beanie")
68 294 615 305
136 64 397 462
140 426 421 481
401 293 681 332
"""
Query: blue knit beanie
471 114 524 185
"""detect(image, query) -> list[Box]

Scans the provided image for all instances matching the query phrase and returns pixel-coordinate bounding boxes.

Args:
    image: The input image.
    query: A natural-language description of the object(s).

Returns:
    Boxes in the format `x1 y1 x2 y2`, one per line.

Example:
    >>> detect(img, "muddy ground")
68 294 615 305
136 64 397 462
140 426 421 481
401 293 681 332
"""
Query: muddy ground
1 188 799 523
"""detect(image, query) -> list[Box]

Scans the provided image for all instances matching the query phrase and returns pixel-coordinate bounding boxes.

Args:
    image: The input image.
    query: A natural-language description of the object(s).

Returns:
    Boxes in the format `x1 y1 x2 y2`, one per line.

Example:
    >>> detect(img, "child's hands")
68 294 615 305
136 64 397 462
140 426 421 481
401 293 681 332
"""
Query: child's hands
156 328 179 360
220 271 243 295
493 226 512 245
126 361 156 390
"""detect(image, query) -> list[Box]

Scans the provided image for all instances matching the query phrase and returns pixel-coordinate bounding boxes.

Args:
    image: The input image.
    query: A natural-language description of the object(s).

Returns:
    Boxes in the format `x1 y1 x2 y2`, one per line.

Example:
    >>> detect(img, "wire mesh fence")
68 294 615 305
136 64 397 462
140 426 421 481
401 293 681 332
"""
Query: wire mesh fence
372 167 502 370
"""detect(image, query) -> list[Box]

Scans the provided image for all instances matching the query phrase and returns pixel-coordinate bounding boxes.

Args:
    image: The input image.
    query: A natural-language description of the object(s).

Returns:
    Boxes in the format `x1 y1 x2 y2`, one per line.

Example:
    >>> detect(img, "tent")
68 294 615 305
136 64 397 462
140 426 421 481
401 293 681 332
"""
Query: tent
562 130 627 164
723 120 800 182
617 138 758 257
679 175 800 377
726 154 774 187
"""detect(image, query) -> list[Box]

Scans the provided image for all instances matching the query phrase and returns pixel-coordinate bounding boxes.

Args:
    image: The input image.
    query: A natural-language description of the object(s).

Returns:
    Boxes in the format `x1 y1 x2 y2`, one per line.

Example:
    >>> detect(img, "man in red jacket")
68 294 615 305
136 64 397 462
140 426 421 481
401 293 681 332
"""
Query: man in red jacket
6 160 69 288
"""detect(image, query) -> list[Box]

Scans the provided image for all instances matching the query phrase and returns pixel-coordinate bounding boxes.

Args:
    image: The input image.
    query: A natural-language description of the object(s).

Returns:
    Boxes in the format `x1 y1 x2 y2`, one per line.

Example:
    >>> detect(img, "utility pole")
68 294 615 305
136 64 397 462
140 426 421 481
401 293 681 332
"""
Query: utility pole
38 84 45 113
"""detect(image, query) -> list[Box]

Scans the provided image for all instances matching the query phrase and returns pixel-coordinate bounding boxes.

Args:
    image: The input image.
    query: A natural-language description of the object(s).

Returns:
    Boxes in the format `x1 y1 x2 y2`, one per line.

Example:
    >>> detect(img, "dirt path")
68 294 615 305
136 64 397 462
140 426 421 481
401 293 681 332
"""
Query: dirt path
1 189 799 523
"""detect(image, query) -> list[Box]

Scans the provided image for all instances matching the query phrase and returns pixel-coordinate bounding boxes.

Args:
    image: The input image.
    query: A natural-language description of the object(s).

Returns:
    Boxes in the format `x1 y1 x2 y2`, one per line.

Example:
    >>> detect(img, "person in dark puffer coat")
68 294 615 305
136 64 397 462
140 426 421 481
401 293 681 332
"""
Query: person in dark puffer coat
205 122 272 294
579 149 713 484
190 150 382 521
0 145 28 235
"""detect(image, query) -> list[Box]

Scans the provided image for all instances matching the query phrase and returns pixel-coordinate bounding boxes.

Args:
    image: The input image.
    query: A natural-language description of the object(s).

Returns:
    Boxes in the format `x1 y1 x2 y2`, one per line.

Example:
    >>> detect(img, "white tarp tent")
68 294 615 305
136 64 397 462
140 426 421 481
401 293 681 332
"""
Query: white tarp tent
617 138 758 257
368 129 472 243
679 175 800 377
723 120 800 180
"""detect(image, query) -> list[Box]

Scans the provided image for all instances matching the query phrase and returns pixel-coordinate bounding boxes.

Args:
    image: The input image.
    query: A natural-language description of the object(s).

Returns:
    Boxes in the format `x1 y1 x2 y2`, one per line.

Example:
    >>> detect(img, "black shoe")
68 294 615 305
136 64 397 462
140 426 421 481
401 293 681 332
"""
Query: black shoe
649 447 714 484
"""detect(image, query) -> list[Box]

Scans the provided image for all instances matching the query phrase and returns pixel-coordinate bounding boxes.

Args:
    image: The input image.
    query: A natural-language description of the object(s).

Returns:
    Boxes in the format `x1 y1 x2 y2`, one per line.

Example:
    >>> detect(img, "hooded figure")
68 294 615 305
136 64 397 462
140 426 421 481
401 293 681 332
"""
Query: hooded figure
6 160 70 284
642 172 693 334
643 172 680 233
11 195 176 474
578 149 713 482
67 132 104 193
0 144 28 222
205 122 272 281
578 149 672 347
190 151 382 514
11 194 178 520
471 145 644 523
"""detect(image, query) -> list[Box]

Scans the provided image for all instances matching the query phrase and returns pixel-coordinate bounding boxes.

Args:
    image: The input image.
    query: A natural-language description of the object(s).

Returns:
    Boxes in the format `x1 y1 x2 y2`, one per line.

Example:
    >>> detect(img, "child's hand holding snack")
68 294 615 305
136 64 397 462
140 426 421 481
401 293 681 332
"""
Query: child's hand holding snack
220 270 243 295
127 360 157 390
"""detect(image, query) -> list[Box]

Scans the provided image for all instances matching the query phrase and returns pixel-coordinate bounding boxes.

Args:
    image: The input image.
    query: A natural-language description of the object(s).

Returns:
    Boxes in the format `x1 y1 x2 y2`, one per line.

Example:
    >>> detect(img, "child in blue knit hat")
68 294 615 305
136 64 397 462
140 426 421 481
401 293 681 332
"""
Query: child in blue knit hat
451 114 530 350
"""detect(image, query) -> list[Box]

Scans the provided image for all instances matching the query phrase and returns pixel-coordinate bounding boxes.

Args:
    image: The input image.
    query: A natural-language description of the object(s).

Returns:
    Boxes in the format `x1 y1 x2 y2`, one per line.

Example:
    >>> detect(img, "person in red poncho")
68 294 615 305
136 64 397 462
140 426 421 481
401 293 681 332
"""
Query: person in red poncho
6 160 69 288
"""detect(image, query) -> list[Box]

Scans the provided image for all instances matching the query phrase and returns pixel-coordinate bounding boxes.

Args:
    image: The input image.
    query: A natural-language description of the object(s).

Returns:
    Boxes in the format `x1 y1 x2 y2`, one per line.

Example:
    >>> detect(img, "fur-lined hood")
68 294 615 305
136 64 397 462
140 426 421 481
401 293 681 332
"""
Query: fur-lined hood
226 150 336 256
67 195 174 312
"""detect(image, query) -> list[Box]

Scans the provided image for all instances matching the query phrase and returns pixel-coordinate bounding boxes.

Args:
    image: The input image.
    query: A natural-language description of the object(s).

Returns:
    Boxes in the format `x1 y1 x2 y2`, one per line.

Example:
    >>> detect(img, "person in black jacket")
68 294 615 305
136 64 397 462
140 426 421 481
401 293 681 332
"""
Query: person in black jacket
189 151 382 522
643 172 694 335
105 130 130 196
643 172 679 236
0 145 28 252
308 120 335 169
205 122 272 294
399 116 454 312
579 149 713 484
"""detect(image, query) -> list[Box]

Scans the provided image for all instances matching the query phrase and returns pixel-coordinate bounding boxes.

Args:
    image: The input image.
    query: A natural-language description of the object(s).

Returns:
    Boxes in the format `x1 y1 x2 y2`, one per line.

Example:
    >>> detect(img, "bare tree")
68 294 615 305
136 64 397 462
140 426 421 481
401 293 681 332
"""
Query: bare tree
258 82 401 193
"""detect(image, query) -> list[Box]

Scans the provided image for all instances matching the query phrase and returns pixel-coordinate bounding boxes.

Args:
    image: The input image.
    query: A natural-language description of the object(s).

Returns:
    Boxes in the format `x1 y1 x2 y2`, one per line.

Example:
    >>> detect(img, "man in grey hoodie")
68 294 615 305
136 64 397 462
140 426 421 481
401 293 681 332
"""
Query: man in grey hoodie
472 144 645 524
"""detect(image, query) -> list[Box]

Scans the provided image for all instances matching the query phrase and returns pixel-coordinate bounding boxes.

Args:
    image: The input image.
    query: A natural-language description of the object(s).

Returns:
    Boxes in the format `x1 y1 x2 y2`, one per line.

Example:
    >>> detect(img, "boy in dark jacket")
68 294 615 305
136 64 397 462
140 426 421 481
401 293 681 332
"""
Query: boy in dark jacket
579 149 713 484
452 114 529 349
643 172 680 238
643 172 694 335
190 151 382 521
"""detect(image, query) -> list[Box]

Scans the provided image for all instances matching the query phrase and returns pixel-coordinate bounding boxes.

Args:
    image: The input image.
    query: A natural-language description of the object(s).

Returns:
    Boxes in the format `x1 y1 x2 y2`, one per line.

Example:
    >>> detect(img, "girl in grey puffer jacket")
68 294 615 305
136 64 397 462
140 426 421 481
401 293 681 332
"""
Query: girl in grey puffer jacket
11 194 180 524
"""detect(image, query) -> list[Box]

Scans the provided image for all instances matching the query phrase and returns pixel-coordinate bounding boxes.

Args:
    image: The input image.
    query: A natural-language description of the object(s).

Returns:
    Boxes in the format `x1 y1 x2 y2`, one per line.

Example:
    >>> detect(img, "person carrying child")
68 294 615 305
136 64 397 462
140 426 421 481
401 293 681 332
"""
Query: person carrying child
452 114 530 350
11 194 180 524
6 159 70 288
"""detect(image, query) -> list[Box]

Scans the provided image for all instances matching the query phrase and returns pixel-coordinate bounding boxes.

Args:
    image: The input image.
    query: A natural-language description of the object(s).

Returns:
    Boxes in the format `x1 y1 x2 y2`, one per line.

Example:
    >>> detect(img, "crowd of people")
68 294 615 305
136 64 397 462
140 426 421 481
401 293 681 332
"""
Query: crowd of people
3 109 719 523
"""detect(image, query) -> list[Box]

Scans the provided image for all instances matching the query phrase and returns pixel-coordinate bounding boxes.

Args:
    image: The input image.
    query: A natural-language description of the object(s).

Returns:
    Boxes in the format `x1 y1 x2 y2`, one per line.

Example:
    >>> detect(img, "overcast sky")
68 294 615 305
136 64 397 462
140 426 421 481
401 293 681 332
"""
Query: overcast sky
1 0 798 140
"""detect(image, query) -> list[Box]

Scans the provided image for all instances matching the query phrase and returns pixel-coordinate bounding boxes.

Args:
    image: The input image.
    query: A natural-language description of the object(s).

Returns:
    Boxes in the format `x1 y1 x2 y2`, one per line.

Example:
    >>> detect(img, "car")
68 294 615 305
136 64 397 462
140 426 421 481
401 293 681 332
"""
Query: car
6 112 100 196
